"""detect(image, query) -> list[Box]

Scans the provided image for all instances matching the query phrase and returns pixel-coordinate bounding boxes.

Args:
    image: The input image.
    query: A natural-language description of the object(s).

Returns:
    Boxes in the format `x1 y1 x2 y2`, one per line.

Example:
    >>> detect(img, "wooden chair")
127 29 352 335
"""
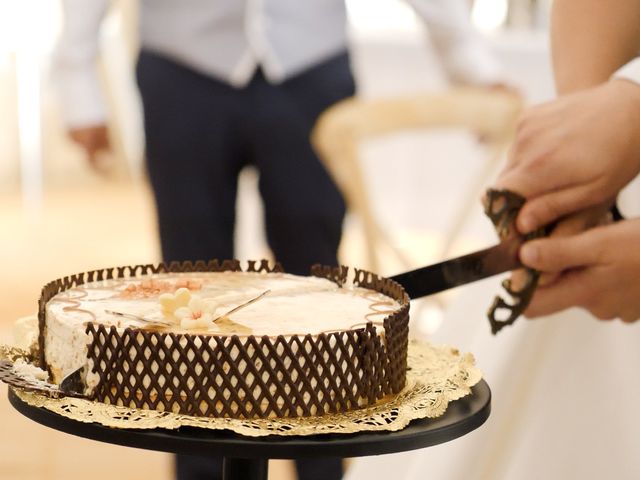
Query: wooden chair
312 87 522 275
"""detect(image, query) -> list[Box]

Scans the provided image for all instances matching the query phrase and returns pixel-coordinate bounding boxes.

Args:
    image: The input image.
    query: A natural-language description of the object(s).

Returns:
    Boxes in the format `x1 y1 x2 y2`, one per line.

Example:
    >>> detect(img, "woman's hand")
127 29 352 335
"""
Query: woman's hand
520 218 640 322
496 79 640 234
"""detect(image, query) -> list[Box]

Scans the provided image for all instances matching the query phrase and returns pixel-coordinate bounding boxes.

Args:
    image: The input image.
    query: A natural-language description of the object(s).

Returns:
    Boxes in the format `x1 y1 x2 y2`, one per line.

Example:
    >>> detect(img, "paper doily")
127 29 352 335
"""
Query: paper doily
7 341 481 437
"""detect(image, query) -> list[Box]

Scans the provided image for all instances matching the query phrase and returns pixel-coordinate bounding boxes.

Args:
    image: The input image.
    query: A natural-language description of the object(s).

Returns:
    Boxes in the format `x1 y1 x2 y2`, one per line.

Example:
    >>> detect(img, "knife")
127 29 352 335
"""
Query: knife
390 234 523 300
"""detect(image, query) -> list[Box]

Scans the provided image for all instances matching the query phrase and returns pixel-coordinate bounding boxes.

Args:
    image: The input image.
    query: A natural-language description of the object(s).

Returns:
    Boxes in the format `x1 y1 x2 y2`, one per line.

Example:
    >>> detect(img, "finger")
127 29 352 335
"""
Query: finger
88 150 115 174
88 141 111 158
524 269 591 317
519 231 602 273
538 208 603 286
537 203 611 242
508 268 529 291
620 310 640 323
68 126 110 155
85 129 112 171
498 135 521 176
538 271 560 287
516 183 601 233
496 105 563 183
94 132 111 152
494 151 573 201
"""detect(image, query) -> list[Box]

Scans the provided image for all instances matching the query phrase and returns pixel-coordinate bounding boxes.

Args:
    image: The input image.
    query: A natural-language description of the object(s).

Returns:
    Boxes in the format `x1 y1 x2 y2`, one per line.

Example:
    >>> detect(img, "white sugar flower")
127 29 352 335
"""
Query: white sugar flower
159 288 192 317
175 296 219 330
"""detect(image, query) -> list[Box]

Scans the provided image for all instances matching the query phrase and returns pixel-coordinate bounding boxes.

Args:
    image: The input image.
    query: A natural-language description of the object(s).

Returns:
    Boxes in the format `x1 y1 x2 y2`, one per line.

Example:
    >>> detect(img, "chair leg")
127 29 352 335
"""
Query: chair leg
439 144 506 260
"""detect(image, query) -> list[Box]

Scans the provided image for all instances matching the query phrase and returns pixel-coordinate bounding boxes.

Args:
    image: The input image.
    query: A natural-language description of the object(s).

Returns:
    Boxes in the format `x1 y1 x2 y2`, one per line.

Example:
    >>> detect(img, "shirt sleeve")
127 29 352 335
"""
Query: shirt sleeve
405 0 505 87
51 0 110 128
612 57 640 86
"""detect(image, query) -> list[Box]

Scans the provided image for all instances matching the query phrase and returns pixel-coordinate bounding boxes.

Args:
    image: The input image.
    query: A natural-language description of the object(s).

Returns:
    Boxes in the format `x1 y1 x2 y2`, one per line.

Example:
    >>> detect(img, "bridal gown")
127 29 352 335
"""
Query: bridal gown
345 274 640 480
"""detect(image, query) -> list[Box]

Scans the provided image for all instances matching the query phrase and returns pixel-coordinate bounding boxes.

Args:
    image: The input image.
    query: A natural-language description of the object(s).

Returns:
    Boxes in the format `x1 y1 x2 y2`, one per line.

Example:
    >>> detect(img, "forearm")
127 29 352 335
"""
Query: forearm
52 0 110 127
406 0 504 86
551 0 640 93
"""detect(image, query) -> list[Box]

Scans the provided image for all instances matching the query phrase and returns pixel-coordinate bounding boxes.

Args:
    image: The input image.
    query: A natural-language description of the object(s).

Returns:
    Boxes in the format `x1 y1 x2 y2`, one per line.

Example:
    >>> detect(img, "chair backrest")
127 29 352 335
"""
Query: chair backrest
312 87 523 273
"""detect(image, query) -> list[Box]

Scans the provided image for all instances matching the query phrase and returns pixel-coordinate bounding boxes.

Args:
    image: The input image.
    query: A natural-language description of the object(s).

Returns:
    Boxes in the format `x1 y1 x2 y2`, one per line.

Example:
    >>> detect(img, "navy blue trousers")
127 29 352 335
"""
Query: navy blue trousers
136 50 354 480
137 49 352 275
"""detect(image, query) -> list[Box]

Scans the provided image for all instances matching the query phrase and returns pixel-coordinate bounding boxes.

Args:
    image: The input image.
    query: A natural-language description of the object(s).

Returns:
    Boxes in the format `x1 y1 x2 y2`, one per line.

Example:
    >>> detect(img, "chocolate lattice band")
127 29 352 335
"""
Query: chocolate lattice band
38 260 410 419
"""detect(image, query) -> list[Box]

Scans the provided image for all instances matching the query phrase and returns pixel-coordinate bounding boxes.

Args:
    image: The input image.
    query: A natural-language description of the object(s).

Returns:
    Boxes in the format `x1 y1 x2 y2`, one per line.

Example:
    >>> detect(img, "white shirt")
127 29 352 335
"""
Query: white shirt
613 56 640 85
52 0 504 128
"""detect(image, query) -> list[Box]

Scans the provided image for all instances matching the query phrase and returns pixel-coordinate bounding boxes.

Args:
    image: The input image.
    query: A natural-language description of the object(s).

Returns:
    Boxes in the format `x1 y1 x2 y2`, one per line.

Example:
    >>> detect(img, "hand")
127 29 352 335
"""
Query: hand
519 218 640 322
496 79 640 234
68 125 113 173
536 203 613 286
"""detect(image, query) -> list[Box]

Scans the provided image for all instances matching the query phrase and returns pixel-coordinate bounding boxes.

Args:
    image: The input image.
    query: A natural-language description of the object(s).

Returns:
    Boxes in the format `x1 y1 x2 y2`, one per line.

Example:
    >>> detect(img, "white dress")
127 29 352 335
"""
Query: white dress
345 275 640 480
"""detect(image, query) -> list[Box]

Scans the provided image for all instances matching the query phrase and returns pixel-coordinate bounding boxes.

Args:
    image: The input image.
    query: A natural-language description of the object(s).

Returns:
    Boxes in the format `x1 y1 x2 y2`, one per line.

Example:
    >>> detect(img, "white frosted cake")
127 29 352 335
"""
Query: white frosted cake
37 261 410 419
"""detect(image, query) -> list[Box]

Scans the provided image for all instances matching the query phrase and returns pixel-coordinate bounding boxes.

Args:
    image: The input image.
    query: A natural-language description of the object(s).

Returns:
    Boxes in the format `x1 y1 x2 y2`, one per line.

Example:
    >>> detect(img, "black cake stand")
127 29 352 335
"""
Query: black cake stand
8 380 490 480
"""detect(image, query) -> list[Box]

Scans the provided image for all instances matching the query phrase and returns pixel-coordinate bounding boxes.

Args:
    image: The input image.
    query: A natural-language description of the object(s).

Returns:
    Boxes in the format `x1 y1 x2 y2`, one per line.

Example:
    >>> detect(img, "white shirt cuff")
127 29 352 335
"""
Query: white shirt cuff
612 57 640 86
437 42 504 87
52 65 108 129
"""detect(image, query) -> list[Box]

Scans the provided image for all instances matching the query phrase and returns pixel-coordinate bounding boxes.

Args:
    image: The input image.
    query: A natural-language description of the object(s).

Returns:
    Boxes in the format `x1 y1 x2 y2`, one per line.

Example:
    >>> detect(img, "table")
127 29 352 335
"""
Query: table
9 380 490 480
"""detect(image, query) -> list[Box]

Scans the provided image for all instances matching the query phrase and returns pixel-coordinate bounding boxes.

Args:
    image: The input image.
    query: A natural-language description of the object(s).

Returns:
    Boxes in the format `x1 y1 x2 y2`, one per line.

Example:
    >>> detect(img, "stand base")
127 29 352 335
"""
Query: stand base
8 380 490 480
223 457 268 480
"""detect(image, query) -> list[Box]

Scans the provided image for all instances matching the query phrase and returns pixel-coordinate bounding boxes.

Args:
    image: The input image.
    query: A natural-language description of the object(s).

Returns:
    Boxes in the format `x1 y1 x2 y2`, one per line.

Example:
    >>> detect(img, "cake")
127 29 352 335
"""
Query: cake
37 260 410 419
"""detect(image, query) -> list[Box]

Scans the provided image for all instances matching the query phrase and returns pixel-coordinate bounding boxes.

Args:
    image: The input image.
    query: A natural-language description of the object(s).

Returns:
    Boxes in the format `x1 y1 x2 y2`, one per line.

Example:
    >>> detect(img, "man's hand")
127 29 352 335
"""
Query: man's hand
536 203 613 287
68 124 113 173
496 79 640 234
520 218 640 323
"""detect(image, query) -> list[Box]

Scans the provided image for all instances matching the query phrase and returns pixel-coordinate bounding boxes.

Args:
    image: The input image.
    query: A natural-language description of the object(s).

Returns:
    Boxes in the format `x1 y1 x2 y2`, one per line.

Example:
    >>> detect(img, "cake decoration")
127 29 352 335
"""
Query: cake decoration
3 341 481 437
166 288 219 329
104 309 173 328
159 287 192 317
483 188 548 333
49 288 96 322
119 278 202 299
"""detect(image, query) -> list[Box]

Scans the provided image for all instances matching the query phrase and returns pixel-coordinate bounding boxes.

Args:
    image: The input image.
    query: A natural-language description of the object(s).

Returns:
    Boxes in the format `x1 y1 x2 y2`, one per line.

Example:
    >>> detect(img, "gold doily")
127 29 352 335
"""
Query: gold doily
6 341 481 437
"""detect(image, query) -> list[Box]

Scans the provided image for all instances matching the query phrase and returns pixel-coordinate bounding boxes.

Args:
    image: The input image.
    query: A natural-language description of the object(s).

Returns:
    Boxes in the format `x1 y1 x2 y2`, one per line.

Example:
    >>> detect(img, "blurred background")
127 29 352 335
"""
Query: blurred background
1 1 640 479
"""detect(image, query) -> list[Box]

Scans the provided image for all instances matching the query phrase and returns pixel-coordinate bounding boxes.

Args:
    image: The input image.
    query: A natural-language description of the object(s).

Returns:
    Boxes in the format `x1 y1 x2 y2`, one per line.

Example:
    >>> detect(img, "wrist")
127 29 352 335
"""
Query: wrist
607 76 640 179
606 56 640 120
609 76 640 106
610 57 640 110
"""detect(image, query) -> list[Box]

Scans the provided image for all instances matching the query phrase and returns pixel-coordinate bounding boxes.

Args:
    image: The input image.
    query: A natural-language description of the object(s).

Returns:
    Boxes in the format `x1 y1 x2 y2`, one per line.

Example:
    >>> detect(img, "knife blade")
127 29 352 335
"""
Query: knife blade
58 366 86 397
390 235 523 299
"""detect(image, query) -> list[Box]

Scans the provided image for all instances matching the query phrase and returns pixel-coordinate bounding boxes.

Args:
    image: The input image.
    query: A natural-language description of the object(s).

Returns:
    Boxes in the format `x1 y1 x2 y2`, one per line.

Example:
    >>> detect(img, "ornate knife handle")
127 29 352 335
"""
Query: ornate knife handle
483 189 547 334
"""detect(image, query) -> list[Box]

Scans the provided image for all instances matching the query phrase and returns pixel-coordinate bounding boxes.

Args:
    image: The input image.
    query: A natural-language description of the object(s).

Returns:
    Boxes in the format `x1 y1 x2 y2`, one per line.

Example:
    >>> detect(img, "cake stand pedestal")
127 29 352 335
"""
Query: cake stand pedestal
8 380 490 480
